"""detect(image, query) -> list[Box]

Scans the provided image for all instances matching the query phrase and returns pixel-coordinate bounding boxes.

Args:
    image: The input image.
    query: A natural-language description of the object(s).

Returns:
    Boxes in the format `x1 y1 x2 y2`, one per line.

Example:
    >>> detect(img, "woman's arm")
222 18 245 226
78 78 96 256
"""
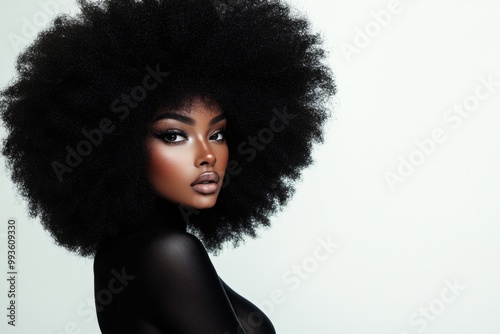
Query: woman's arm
94 228 246 334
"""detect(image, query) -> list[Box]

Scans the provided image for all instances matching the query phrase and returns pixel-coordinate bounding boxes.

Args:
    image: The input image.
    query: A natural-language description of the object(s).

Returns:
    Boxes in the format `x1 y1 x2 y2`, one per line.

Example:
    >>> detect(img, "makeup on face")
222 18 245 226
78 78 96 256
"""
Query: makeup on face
146 97 229 209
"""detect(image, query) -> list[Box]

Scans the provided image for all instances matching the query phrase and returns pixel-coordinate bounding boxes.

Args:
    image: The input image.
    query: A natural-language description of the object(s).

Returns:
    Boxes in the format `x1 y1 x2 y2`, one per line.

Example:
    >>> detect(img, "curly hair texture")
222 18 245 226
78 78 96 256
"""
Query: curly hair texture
1 0 336 257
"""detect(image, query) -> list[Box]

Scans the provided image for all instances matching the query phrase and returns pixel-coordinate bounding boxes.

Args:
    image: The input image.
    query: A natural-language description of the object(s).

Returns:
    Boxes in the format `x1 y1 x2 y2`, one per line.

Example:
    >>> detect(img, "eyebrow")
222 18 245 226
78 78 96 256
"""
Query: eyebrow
153 112 226 126
208 113 226 126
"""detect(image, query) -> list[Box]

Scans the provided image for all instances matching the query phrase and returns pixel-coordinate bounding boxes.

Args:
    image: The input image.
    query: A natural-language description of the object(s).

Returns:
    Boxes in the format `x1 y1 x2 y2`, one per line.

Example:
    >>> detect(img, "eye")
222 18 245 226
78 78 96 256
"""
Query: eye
154 130 187 144
210 130 225 142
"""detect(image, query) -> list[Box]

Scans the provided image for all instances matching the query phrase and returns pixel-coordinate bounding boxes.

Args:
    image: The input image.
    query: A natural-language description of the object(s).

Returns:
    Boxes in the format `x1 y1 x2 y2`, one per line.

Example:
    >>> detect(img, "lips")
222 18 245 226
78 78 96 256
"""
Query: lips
191 172 220 194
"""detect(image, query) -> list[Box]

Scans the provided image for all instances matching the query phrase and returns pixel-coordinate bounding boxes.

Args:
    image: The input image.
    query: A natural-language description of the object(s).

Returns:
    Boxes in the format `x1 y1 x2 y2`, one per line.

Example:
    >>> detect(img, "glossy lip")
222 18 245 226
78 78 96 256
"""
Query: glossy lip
191 172 220 194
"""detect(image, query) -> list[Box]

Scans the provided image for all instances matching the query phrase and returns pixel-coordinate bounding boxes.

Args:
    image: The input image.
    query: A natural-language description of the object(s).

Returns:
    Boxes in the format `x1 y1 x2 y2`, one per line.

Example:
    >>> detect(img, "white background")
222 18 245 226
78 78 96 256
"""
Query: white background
1 0 500 333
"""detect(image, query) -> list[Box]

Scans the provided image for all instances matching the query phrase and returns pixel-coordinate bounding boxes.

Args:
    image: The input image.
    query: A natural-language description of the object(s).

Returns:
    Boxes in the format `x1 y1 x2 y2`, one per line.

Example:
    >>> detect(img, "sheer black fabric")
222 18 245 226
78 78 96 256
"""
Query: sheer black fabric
93 227 275 334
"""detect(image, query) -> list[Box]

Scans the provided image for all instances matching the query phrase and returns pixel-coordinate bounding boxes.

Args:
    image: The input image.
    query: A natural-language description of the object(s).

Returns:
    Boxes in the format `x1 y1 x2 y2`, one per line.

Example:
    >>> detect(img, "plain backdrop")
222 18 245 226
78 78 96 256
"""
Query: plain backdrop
1 0 500 333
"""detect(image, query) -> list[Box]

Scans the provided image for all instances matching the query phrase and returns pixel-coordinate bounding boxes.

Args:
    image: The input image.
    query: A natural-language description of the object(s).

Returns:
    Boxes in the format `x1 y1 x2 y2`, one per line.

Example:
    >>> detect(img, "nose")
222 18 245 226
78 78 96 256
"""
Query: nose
195 140 216 167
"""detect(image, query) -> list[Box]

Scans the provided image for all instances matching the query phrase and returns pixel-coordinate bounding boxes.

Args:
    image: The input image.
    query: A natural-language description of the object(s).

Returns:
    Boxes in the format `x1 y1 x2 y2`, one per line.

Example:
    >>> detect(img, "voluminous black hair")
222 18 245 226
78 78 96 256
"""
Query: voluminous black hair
1 0 335 257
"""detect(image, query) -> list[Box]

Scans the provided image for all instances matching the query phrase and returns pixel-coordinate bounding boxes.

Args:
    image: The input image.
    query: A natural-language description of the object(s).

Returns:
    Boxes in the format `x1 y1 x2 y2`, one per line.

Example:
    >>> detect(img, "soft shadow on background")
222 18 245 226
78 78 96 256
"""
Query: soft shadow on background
1 0 500 333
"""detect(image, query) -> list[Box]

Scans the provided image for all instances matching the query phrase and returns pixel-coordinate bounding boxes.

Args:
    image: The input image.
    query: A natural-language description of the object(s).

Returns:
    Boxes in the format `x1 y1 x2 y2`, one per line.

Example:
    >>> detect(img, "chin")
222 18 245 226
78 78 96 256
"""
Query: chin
184 196 219 210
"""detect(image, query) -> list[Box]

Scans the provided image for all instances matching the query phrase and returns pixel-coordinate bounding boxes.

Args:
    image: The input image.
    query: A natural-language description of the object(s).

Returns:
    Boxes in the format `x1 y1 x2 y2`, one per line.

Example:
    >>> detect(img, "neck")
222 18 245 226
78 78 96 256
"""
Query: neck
149 197 187 231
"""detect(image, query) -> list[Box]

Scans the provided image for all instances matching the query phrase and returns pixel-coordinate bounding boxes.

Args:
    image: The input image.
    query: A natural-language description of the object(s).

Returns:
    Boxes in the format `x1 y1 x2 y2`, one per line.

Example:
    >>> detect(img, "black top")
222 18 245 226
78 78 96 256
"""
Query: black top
93 226 276 334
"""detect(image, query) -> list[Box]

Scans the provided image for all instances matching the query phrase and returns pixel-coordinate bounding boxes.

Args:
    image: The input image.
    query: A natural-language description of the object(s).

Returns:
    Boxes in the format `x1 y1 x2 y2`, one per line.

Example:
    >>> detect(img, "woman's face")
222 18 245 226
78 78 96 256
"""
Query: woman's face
146 97 228 209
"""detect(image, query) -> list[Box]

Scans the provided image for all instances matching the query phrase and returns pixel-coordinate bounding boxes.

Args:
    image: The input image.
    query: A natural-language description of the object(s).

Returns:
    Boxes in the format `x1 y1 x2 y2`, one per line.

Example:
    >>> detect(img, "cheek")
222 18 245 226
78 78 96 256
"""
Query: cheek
218 145 229 169
148 145 190 190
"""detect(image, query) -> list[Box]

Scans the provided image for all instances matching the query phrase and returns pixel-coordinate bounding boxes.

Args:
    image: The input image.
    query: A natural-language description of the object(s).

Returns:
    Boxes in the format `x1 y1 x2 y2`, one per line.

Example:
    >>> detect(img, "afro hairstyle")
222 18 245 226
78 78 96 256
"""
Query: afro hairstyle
1 0 336 257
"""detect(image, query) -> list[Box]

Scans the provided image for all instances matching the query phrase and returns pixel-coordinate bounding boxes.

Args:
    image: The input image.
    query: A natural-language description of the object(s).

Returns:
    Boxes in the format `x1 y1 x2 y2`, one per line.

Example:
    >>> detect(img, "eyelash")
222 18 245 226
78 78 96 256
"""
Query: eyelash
153 129 226 145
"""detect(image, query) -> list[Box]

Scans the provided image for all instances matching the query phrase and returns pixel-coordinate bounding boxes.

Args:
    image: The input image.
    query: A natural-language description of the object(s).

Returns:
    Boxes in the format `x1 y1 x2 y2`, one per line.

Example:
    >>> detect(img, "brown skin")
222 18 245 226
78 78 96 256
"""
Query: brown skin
146 97 228 209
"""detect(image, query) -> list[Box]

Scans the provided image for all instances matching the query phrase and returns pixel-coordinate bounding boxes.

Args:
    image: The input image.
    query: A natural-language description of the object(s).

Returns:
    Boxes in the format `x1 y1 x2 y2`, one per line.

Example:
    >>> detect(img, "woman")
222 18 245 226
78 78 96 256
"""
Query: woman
0 0 335 332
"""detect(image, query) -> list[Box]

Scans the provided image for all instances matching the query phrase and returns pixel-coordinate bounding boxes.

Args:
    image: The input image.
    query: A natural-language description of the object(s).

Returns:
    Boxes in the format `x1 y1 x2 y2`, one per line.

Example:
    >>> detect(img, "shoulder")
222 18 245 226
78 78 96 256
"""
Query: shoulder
95 228 207 271
94 228 215 306
130 228 209 267
93 228 247 333
127 228 204 252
